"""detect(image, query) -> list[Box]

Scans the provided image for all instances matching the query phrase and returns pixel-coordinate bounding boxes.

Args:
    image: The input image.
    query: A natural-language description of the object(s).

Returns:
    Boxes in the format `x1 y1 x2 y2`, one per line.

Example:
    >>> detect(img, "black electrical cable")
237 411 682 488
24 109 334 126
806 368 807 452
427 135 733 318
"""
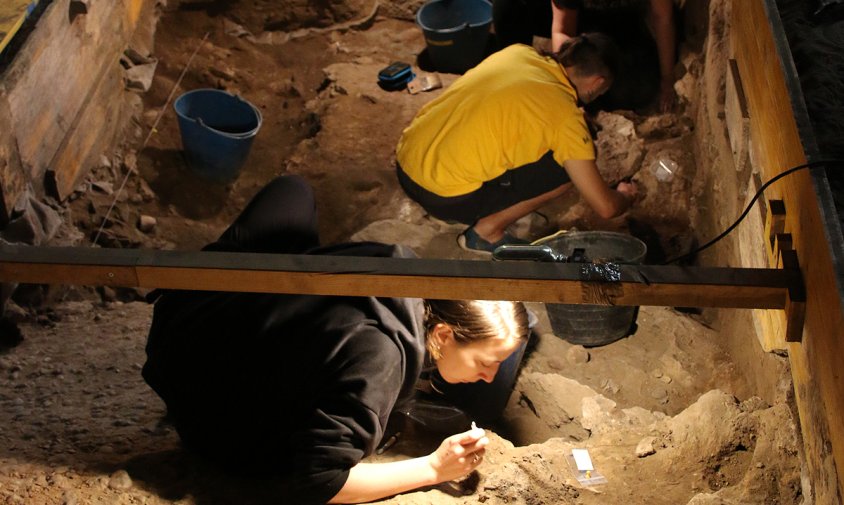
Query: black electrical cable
663 158 844 265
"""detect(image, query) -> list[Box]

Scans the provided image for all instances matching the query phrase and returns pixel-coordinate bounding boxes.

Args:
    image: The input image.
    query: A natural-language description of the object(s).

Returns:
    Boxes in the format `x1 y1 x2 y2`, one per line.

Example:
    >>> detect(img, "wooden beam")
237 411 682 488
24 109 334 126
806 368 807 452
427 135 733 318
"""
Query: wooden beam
735 0 844 500
0 245 799 309
3 0 149 199
764 199 786 262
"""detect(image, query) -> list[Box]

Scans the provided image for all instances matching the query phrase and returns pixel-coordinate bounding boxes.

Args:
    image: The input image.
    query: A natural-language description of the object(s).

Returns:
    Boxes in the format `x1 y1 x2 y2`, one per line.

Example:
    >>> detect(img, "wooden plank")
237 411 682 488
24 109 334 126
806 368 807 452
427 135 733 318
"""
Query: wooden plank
735 1 844 500
0 0 36 54
725 58 750 174
764 199 786 263
45 57 126 198
780 249 805 343
739 169 787 352
0 245 796 309
2 0 146 197
0 94 27 226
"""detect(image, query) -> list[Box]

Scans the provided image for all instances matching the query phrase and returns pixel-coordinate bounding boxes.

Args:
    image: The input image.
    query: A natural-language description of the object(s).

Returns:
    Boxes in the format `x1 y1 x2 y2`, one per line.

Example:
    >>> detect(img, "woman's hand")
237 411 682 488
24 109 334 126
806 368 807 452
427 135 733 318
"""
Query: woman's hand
330 425 489 503
616 180 639 200
427 425 489 482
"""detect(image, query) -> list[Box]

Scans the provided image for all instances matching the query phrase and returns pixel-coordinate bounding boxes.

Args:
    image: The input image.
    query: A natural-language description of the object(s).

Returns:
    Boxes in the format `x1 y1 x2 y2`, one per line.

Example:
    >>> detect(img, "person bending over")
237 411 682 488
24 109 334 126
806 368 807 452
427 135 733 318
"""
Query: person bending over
396 34 638 254
493 0 677 111
142 175 531 504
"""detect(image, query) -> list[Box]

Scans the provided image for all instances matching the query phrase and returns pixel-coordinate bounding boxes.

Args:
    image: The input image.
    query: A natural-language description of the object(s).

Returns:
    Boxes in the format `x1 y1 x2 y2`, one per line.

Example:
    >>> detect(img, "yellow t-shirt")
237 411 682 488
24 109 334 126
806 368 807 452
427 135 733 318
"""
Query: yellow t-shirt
396 44 595 197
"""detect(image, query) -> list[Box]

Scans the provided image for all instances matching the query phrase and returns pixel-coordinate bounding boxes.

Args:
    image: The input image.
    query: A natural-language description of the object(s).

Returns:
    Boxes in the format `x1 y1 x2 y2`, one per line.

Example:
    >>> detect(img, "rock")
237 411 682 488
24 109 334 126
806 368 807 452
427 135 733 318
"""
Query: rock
546 357 566 371
137 178 155 201
635 436 657 457
61 490 79 505
594 111 645 182
137 215 157 233
649 386 669 400
125 59 158 92
223 18 252 38
2 301 29 323
122 152 138 174
99 287 118 303
601 378 621 394
91 181 114 195
566 346 590 364
108 470 132 490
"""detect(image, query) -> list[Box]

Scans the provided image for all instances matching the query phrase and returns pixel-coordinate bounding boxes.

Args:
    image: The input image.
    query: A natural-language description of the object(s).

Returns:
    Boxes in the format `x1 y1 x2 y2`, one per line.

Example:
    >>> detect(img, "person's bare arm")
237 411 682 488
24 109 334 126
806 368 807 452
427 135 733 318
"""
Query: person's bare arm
648 0 676 111
329 427 488 504
550 2 578 52
563 159 636 218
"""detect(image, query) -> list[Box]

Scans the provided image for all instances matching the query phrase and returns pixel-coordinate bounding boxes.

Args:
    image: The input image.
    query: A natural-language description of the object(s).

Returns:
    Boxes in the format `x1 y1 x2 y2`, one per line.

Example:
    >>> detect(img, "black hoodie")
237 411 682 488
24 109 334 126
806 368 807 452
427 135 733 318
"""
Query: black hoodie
142 243 426 504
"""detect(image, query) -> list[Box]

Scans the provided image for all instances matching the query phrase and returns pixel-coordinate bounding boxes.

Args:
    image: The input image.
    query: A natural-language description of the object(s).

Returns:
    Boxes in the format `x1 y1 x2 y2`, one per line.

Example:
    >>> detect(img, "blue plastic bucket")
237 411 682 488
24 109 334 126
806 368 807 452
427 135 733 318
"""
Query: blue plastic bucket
416 0 492 74
173 89 262 182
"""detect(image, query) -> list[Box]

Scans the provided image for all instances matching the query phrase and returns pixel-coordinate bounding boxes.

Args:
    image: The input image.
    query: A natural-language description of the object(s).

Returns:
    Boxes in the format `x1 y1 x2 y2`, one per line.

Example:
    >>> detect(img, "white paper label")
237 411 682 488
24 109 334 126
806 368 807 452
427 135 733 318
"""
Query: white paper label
572 449 594 471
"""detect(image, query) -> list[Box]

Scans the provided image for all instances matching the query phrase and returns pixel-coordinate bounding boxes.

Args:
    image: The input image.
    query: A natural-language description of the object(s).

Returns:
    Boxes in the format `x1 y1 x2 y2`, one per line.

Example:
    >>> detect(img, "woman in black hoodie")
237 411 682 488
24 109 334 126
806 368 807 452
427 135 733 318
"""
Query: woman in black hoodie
142 174 530 504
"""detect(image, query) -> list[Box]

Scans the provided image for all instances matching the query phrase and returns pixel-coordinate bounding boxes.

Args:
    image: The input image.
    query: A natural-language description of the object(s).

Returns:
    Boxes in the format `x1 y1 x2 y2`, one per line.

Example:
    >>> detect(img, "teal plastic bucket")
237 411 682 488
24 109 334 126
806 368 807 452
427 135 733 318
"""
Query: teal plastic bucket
535 231 647 347
174 89 262 182
416 0 492 74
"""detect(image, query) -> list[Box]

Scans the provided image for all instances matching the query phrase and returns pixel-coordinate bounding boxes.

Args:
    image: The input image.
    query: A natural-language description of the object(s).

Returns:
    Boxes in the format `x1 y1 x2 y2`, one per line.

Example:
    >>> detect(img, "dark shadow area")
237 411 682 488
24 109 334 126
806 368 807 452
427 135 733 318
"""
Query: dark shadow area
414 46 437 73
138 148 231 220
414 33 500 74
177 0 236 17
0 317 24 352
628 217 668 265
121 449 304 505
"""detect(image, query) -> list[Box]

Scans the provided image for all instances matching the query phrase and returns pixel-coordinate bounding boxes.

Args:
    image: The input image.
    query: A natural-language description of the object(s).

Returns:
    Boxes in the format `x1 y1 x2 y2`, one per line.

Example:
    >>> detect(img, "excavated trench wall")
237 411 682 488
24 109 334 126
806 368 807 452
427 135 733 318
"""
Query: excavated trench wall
687 0 844 502
1 0 842 500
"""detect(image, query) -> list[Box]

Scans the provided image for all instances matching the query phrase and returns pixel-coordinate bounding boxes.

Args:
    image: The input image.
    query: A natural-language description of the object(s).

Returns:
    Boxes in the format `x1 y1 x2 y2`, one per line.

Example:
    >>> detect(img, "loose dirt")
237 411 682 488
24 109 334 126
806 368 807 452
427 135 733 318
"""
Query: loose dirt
0 1 807 504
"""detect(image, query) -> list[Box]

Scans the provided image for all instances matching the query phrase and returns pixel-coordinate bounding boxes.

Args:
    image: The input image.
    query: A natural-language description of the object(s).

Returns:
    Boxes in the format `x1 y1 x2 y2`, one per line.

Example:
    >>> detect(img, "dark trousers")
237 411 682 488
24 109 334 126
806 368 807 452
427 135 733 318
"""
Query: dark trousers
210 175 320 254
396 150 570 225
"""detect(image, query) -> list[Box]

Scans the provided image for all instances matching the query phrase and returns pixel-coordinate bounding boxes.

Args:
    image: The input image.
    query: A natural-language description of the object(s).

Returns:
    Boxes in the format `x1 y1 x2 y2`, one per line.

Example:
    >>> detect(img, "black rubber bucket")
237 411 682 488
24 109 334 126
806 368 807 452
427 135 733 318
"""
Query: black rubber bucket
535 231 647 347
416 0 492 74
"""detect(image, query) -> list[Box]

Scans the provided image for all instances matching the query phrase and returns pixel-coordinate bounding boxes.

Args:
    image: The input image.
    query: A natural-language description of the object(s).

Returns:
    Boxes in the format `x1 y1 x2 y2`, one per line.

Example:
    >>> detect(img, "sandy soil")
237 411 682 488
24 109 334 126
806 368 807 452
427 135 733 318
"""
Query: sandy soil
0 0 806 504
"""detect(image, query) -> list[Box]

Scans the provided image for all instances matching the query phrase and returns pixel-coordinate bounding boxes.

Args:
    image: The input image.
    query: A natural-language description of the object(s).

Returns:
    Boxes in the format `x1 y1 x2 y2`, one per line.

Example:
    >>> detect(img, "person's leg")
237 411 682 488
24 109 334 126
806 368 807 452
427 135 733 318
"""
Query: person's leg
213 175 320 254
469 150 573 243
396 163 478 224
398 151 571 242
472 183 571 243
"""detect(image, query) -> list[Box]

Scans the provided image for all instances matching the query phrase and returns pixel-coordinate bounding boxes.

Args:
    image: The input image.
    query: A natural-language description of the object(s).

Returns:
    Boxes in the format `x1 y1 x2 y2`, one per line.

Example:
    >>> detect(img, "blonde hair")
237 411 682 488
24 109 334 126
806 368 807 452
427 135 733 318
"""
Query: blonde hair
422 300 530 356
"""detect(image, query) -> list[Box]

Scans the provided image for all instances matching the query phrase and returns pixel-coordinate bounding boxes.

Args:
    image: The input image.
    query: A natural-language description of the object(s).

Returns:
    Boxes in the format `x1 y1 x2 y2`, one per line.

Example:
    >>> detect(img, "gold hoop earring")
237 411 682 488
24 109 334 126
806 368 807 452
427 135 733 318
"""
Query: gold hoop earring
431 343 442 360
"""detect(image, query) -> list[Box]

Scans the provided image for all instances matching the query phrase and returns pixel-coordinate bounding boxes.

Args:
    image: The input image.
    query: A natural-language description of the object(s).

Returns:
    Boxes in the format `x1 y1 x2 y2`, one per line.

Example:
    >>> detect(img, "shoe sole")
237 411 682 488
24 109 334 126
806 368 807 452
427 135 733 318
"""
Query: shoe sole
456 234 493 255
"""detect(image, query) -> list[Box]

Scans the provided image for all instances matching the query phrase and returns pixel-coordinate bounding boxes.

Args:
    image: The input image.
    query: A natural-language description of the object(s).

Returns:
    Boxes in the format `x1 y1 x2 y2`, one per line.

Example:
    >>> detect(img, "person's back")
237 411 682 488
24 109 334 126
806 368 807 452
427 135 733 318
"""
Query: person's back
396 34 637 253
397 44 592 198
143 243 427 476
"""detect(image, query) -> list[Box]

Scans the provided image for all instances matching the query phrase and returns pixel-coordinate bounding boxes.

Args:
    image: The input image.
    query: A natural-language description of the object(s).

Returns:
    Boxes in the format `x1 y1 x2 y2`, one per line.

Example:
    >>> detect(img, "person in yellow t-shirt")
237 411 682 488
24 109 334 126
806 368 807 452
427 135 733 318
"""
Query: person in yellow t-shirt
396 33 638 254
